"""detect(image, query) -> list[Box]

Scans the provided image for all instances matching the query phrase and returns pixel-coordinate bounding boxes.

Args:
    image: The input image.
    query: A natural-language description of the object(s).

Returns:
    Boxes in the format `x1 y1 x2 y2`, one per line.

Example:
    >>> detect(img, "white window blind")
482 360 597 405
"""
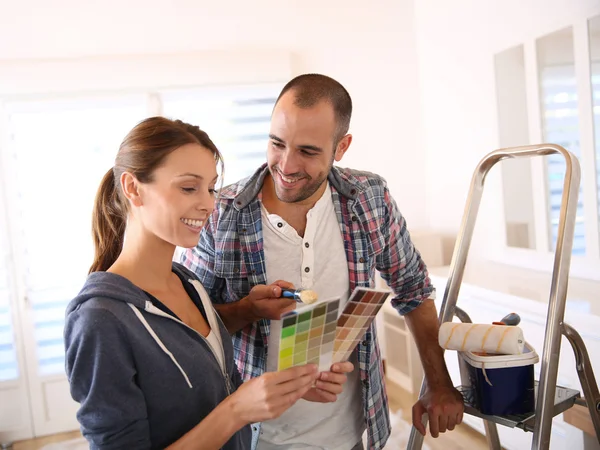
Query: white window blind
4 97 147 376
0 83 280 380
540 65 587 255
0 250 18 382
160 83 280 186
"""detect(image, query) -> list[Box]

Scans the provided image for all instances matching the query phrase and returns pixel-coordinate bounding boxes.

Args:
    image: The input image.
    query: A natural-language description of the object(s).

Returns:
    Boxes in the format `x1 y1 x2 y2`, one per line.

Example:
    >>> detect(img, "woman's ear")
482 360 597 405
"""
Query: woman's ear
121 172 143 207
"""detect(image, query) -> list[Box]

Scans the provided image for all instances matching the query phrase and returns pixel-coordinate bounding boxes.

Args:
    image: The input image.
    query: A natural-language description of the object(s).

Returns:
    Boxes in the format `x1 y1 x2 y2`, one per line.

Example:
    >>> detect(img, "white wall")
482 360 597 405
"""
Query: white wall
414 0 600 259
0 0 428 228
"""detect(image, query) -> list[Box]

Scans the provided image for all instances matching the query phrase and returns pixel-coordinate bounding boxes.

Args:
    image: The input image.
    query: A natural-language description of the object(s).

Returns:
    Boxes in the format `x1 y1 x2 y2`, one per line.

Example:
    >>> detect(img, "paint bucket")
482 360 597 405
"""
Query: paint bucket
458 342 539 415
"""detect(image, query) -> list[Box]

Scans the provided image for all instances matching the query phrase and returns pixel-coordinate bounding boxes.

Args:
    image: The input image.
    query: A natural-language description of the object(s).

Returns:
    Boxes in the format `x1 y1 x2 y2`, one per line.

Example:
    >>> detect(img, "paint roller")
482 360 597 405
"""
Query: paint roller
438 313 524 355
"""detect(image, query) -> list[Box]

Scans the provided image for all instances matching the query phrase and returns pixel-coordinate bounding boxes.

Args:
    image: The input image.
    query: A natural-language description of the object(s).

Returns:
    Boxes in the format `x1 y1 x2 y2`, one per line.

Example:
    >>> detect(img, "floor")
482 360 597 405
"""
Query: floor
12 431 81 450
11 379 491 450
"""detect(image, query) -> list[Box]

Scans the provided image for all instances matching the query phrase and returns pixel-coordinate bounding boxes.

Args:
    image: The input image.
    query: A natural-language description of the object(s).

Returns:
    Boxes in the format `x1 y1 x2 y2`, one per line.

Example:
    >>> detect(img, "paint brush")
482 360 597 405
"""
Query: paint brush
280 288 319 305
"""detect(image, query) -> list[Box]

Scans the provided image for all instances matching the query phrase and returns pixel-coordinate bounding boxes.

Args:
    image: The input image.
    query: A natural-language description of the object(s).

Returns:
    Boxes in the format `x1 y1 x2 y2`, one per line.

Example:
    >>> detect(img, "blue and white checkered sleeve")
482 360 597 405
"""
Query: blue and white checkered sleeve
179 217 226 304
376 184 436 315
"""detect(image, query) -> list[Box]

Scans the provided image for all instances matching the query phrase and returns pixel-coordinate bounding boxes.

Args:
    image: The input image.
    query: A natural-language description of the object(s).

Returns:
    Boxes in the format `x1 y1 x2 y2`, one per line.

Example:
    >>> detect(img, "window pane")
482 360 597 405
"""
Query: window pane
0 188 18 381
537 27 586 256
495 45 536 250
0 268 18 382
5 97 147 376
160 83 281 186
589 15 600 249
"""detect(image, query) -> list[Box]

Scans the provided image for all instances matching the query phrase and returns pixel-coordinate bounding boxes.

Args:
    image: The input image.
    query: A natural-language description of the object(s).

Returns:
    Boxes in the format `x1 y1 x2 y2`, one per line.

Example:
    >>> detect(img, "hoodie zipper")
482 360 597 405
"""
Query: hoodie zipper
187 279 235 395
144 301 232 395
213 309 235 395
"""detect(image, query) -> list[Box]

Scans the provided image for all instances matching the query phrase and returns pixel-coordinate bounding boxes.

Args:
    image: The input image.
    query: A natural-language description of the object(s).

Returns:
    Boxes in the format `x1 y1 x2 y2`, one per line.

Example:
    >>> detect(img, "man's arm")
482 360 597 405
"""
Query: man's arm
375 184 435 315
180 208 298 334
404 300 464 437
213 301 257 334
404 299 452 388
212 284 296 334
180 221 255 334
374 180 463 437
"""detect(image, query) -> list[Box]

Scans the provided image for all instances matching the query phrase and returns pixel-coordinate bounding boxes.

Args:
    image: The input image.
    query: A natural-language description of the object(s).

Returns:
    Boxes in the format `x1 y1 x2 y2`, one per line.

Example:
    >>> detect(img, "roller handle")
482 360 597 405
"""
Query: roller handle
492 312 521 326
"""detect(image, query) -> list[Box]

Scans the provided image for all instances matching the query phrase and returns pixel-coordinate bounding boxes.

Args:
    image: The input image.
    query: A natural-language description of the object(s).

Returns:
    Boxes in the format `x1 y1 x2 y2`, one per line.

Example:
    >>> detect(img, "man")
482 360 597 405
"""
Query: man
181 74 464 450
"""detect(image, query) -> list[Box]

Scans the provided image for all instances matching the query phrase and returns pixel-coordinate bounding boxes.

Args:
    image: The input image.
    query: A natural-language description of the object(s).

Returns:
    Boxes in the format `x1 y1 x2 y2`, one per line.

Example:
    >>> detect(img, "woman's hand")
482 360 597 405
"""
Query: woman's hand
227 364 318 426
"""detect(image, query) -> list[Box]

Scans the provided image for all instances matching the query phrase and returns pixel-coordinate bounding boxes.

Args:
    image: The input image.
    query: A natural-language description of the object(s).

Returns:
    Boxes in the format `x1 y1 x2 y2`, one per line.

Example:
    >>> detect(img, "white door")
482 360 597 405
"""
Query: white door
0 96 148 437
0 157 33 444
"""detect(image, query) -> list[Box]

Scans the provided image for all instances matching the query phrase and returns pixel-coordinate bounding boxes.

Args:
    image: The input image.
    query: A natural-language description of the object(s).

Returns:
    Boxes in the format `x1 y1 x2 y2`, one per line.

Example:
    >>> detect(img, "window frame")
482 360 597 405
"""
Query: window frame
0 51 291 428
491 19 600 282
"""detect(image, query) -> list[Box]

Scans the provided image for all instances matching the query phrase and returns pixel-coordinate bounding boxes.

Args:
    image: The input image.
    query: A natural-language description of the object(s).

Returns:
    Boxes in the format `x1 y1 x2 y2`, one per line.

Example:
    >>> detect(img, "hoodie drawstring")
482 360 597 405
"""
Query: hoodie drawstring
127 303 193 389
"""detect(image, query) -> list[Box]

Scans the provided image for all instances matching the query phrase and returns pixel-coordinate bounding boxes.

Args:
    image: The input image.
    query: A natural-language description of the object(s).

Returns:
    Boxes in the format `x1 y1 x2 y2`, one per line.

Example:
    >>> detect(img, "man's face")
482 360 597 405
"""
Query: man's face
266 91 349 204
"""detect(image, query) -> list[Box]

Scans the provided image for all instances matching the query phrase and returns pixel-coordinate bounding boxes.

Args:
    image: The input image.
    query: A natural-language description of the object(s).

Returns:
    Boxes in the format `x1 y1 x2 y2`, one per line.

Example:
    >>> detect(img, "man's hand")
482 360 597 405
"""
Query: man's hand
214 280 297 333
245 280 297 321
302 361 354 403
402 300 464 437
412 384 464 438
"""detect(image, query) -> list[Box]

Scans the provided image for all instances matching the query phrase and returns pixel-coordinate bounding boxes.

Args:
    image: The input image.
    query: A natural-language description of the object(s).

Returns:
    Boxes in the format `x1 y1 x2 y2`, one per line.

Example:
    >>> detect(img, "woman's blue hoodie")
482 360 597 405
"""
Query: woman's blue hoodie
64 263 251 450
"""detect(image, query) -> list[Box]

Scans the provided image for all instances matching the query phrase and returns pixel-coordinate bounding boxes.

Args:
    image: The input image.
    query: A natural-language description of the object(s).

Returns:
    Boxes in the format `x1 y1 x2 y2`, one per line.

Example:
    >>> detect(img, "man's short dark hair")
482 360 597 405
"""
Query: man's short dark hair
275 73 352 142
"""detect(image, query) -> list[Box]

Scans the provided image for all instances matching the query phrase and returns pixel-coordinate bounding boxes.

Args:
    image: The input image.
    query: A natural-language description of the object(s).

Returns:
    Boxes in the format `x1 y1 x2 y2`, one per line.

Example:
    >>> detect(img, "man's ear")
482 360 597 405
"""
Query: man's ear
334 134 352 162
121 172 143 207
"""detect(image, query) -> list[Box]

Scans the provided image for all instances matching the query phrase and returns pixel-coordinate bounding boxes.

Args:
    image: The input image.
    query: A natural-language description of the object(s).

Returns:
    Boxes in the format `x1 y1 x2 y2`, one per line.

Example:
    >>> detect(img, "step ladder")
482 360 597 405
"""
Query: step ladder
406 144 600 450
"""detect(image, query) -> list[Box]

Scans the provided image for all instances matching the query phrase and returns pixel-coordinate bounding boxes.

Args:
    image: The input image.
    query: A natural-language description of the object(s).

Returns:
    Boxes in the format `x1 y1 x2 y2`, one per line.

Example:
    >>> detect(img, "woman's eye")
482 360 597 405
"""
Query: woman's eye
181 187 197 193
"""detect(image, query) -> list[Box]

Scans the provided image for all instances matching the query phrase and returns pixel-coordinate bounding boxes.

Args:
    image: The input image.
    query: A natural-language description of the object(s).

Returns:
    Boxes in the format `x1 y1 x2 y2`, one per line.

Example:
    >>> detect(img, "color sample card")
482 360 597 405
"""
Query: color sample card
332 287 390 363
277 297 340 372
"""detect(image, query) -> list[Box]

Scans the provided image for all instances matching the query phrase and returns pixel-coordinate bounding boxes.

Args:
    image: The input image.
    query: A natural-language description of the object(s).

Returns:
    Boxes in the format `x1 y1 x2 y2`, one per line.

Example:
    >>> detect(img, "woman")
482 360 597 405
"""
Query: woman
64 117 317 450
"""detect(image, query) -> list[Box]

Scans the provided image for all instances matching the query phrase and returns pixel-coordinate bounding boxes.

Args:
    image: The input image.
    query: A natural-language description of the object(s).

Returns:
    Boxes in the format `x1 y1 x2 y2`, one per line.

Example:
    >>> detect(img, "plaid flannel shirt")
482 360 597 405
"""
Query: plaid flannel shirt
181 164 435 450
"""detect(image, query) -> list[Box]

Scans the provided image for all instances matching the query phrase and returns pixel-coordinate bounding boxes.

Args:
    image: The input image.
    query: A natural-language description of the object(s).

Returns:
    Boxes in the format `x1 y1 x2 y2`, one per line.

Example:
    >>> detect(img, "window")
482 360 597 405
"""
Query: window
538 65 586 255
590 16 600 246
495 19 600 276
4 96 147 376
495 45 537 250
0 83 280 380
537 28 586 256
0 240 17 382
160 84 278 186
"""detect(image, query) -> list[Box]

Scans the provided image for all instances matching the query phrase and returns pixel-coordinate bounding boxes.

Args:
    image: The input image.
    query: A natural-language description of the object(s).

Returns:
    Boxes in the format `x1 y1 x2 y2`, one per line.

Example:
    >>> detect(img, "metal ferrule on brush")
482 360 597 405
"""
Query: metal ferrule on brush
280 288 318 304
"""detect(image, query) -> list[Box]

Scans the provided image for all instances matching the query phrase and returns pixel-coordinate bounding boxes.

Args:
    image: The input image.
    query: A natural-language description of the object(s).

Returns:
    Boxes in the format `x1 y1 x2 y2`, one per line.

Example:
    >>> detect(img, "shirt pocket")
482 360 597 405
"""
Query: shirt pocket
214 250 251 301
369 229 387 258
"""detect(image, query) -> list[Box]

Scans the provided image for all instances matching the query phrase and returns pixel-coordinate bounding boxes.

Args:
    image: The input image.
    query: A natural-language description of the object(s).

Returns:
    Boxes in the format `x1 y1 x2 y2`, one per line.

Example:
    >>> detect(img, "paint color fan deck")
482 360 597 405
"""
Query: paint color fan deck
333 288 390 363
277 298 340 372
276 287 390 371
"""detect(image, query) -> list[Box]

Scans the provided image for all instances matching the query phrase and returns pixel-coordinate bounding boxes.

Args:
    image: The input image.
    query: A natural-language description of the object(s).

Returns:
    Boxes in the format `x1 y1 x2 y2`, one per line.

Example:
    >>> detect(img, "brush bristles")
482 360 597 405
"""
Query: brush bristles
299 290 318 304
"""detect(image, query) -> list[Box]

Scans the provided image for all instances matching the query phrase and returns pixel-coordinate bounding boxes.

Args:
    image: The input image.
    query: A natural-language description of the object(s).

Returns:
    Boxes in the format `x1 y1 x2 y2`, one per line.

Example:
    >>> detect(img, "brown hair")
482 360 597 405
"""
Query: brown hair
89 117 222 273
275 73 353 142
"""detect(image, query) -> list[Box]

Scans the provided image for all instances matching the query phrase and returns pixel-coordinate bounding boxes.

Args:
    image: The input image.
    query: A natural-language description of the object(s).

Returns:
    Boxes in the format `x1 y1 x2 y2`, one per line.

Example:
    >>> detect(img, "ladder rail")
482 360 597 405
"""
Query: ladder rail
406 144 581 450
561 323 600 442
531 145 580 449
